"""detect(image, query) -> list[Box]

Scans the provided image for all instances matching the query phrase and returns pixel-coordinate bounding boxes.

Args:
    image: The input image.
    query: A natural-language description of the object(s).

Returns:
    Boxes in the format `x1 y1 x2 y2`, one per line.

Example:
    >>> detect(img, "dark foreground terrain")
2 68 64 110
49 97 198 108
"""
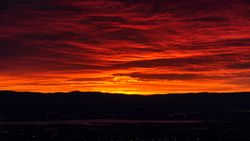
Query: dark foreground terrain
1 91 250 140
1 91 250 121
1 121 250 141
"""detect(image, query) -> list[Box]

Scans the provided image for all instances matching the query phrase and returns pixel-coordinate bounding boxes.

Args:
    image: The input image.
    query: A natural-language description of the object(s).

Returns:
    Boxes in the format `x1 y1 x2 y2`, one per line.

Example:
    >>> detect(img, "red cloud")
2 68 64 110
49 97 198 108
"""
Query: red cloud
0 0 250 94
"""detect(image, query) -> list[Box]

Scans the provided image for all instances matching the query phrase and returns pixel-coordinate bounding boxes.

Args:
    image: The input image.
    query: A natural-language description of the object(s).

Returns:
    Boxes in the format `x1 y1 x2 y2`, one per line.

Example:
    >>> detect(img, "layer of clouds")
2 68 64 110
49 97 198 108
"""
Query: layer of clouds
0 0 250 93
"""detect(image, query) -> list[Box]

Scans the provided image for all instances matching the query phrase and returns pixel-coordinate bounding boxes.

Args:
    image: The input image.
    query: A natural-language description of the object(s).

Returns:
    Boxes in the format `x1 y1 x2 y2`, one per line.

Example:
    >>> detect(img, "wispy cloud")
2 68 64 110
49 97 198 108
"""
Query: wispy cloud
0 0 250 94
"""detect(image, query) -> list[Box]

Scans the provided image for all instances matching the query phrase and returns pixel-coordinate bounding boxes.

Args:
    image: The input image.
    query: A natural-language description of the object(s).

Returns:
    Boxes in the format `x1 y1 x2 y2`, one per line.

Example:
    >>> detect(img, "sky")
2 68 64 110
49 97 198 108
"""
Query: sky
0 0 250 94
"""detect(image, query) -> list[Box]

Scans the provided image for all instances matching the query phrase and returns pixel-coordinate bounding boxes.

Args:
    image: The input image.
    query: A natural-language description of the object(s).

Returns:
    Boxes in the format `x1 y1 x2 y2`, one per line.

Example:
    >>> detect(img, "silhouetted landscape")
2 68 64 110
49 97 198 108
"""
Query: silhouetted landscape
1 91 250 140
1 91 250 121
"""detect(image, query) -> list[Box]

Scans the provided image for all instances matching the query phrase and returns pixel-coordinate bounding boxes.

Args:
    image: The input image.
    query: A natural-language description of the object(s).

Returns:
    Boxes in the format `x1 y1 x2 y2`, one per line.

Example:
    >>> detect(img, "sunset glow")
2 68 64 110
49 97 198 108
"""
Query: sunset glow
0 0 250 94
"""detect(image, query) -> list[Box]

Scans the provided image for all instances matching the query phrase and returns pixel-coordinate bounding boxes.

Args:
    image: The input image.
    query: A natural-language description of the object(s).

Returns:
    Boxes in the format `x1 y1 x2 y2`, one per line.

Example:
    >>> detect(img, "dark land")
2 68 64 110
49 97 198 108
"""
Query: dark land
1 91 250 141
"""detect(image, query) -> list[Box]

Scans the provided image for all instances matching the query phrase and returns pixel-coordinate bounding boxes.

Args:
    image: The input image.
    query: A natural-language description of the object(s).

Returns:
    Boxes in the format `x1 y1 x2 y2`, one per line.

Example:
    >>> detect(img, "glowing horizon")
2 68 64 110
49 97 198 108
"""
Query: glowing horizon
1 0 250 94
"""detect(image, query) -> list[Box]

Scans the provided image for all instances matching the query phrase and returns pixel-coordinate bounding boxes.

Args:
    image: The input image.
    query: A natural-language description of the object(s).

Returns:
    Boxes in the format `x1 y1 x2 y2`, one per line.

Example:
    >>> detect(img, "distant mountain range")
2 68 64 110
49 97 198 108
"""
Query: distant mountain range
1 91 250 121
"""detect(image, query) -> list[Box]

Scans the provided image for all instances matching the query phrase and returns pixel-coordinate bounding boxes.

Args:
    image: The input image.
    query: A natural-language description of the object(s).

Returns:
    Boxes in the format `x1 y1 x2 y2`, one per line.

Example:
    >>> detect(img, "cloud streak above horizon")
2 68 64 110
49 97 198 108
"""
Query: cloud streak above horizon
0 0 250 94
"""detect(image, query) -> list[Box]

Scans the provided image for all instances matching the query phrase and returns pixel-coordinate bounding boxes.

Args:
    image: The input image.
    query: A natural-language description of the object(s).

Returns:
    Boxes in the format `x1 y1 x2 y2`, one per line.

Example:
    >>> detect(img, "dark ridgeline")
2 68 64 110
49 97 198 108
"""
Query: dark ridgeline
1 91 250 141
0 91 250 121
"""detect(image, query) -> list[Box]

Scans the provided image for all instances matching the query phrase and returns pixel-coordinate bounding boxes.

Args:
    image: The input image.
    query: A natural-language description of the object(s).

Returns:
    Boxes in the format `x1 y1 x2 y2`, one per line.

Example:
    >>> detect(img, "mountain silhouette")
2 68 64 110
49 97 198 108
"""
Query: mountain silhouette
0 91 250 121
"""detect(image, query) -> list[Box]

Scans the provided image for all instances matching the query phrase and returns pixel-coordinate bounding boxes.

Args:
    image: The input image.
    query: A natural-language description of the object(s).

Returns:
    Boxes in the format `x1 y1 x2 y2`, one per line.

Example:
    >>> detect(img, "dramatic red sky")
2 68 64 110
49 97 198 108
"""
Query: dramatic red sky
0 0 250 94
